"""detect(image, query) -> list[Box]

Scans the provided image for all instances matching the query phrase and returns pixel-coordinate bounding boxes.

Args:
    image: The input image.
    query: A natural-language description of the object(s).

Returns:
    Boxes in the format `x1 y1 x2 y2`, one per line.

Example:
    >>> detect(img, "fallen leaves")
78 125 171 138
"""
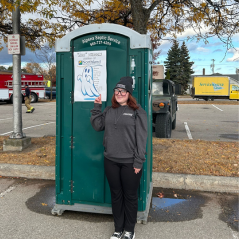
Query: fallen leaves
0 136 55 166
0 136 238 177
153 138 239 177
157 192 164 198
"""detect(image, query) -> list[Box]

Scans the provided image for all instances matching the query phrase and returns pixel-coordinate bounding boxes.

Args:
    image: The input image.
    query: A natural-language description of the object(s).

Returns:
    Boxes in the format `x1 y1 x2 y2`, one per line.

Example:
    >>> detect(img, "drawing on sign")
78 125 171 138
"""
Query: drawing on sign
77 66 99 97
74 50 107 102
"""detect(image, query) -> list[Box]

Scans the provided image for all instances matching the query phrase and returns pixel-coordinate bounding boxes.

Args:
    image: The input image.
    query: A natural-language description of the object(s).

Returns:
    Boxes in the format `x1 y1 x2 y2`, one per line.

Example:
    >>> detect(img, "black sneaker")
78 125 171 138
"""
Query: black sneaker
110 231 123 239
123 231 135 239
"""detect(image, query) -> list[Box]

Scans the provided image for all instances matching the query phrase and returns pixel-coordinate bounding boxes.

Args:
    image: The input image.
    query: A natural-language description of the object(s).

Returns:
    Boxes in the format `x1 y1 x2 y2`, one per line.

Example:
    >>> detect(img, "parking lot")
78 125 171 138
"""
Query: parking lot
172 103 239 141
0 102 56 137
0 101 238 141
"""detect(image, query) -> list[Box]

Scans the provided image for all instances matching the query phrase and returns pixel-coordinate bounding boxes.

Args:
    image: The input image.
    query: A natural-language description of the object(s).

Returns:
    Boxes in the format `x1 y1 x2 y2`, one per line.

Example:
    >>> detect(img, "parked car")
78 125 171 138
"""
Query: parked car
45 87 56 99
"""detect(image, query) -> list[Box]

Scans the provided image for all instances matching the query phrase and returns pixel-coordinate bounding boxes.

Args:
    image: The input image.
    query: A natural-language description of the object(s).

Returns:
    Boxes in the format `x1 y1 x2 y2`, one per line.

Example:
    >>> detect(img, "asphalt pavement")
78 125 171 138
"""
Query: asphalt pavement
0 101 56 137
174 103 239 141
0 177 238 239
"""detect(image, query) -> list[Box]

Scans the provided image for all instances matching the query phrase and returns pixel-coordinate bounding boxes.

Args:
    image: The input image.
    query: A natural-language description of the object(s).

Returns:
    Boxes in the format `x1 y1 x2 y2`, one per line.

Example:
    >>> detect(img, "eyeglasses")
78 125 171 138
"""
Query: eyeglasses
114 89 127 96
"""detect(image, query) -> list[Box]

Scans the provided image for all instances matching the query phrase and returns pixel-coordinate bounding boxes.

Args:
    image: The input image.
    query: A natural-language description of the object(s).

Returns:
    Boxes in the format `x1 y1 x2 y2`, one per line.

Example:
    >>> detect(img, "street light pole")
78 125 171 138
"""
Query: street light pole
10 2 24 139
3 1 31 151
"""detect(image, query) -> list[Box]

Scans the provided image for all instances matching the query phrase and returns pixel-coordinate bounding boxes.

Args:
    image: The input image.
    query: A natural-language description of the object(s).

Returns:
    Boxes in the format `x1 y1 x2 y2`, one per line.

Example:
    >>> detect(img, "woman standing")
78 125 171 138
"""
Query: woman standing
90 76 148 239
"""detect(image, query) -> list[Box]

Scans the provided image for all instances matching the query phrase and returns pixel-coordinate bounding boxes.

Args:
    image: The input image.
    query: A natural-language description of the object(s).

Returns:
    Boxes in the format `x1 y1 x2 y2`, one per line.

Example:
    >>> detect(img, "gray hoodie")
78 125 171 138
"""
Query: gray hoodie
90 103 147 169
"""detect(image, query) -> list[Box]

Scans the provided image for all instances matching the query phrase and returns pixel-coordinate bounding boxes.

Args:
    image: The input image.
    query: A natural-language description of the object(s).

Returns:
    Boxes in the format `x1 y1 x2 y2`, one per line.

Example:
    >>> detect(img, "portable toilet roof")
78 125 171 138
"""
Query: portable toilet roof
55 23 152 52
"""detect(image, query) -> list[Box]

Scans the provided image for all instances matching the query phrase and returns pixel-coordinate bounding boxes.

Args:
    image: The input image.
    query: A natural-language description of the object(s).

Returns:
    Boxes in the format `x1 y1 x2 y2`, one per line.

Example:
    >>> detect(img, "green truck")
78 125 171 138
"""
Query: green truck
152 79 178 138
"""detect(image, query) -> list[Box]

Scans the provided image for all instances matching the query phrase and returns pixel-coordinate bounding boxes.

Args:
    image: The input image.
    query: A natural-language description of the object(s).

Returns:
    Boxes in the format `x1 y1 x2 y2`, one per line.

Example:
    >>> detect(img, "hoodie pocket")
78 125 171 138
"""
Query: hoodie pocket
105 136 134 156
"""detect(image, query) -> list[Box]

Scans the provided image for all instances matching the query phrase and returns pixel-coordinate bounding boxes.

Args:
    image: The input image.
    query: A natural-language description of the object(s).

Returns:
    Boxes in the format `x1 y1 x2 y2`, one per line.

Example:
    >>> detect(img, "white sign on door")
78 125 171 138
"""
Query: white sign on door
8 34 20 54
74 50 107 102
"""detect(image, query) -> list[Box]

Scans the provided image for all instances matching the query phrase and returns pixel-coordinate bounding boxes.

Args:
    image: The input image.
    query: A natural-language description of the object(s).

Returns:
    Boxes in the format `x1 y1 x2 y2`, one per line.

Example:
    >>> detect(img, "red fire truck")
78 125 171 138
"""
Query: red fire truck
0 73 46 103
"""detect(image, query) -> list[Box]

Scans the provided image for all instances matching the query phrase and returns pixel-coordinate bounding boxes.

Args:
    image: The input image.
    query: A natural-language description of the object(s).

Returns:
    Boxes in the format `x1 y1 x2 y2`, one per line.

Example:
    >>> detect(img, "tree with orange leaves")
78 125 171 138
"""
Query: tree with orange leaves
0 0 238 52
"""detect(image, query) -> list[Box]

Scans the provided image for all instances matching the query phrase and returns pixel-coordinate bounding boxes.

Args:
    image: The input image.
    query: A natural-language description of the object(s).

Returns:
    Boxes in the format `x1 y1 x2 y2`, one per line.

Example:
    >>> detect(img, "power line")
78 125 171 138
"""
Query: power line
194 64 237 66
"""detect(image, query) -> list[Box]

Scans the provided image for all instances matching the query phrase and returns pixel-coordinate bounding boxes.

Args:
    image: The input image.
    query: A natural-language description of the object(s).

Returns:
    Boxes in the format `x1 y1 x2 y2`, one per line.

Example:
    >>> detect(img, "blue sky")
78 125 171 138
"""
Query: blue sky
0 43 44 67
157 33 239 75
1 30 238 75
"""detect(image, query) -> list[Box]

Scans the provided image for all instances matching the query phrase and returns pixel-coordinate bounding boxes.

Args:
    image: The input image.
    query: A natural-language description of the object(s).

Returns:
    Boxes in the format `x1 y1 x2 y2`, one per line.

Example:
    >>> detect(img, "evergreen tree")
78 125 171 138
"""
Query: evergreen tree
164 40 181 84
179 42 194 91
164 41 194 93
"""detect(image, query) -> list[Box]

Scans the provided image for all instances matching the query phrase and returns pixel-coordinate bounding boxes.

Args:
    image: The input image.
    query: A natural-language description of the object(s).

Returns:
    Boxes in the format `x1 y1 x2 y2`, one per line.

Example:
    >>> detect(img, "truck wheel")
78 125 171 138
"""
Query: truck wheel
155 113 172 138
8 95 24 103
31 93 38 103
205 97 214 101
172 114 176 130
10 95 13 104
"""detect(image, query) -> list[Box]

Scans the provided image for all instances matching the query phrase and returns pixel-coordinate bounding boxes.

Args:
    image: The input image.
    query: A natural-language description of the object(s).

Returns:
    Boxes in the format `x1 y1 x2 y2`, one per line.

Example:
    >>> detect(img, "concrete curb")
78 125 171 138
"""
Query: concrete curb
0 164 238 193
0 163 55 180
153 172 239 193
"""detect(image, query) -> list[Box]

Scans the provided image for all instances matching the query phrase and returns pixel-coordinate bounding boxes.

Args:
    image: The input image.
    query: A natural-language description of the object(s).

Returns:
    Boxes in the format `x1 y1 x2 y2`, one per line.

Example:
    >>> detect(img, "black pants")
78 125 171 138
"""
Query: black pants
104 157 142 232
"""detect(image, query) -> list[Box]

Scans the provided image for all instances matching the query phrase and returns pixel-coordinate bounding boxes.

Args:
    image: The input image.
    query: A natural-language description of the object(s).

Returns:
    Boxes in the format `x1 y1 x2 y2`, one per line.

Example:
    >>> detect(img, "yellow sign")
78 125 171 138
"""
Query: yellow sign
194 77 229 96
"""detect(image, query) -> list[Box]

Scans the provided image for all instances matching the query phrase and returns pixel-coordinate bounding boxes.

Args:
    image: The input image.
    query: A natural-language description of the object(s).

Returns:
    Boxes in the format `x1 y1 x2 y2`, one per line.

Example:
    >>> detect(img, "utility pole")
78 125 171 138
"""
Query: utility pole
210 59 215 74
10 2 24 139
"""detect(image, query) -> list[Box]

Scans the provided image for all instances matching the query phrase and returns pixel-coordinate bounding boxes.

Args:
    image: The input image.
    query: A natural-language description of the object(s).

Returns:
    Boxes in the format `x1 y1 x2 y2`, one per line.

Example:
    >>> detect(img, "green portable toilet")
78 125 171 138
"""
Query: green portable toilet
52 23 153 224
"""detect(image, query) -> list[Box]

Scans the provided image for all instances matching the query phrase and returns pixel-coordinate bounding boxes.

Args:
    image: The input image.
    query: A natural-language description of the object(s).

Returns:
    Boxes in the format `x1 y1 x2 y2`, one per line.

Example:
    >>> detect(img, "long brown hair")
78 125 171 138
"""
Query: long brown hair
111 93 139 110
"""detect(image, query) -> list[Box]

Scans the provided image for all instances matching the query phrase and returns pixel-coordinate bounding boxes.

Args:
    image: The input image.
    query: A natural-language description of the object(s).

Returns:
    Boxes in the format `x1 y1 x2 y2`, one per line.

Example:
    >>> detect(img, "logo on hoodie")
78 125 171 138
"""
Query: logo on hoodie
123 113 133 116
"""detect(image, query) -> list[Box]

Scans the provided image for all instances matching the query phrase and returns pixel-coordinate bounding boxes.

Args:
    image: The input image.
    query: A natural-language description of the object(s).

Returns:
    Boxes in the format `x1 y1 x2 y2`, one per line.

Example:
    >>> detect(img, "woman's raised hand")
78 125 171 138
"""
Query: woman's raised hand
94 94 102 104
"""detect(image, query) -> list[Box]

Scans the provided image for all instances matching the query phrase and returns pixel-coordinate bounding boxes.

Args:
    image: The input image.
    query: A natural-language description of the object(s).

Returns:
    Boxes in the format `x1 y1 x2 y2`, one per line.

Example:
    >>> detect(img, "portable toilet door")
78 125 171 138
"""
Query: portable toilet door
53 23 153 224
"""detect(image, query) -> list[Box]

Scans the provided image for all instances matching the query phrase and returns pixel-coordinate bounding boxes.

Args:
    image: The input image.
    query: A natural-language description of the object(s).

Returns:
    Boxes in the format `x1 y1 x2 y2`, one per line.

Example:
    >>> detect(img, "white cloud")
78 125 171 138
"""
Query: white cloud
177 26 210 39
201 41 223 48
232 33 239 41
227 48 239 62
196 47 210 53
212 49 223 53
159 26 210 45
